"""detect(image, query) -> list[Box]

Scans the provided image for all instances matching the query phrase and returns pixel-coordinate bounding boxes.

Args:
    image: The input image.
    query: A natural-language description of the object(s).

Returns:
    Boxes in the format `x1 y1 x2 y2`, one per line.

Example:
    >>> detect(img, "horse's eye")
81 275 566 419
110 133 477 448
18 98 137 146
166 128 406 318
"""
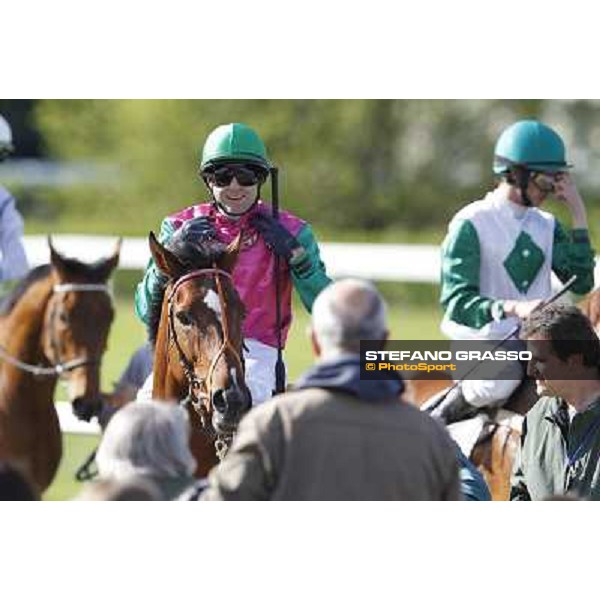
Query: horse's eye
176 311 192 327
59 311 69 324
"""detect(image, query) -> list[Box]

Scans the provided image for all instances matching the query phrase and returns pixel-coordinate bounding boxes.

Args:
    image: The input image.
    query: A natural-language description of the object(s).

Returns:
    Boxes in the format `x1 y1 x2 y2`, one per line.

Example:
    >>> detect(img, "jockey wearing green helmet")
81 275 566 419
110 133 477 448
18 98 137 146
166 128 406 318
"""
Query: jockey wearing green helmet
135 122 331 405
431 119 595 425
493 120 571 207
199 123 271 217
201 122 271 174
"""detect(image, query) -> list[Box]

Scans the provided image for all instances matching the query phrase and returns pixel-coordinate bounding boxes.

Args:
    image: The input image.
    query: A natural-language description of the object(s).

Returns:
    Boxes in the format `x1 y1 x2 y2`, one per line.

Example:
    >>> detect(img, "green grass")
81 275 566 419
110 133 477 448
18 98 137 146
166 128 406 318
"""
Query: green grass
45 285 444 500
44 433 100 500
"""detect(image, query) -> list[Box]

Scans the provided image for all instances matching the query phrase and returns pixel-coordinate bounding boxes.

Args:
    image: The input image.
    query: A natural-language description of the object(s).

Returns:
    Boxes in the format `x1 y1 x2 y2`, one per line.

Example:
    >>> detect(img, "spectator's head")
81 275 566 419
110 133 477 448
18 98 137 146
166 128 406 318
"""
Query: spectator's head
0 461 38 500
75 476 162 501
521 303 600 396
311 279 388 358
96 400 196 480
521 303 600 366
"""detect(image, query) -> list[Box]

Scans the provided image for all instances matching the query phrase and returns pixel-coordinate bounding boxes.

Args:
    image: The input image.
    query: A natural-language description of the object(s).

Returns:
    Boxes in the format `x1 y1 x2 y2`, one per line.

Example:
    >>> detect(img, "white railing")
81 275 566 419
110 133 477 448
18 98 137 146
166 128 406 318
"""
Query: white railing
26 234 600 286
24 235 442 283
35 233 597 437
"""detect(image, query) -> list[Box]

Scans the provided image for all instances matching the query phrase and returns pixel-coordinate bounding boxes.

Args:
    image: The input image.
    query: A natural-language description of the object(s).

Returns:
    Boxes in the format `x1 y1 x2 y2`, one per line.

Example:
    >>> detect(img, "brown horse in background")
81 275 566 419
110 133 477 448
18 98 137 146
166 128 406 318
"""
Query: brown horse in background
406 288 600 501
148 232 252 477
405 374 535 500
0 240 119 494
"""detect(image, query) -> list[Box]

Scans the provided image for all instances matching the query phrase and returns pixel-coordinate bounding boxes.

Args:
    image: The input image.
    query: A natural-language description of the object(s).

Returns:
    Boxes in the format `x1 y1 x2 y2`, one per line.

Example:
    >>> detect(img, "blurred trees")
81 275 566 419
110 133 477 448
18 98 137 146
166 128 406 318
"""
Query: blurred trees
28 99 600 239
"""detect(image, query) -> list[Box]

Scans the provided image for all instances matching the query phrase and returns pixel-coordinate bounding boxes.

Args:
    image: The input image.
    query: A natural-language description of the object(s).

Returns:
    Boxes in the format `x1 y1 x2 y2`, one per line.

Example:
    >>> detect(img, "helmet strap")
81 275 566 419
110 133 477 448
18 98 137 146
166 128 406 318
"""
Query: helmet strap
213 197 259 218
508 167 533 207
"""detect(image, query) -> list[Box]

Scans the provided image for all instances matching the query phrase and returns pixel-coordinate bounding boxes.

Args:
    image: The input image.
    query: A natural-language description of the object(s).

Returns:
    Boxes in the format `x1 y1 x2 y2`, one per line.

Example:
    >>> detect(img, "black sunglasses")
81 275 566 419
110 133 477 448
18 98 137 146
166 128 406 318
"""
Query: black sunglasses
208 165 265 187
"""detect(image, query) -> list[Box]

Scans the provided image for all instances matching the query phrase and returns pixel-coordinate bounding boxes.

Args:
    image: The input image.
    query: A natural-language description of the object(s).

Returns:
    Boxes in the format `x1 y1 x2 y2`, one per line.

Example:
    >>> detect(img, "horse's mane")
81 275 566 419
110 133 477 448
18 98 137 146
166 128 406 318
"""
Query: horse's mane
147 239 230 346
0 257 114 317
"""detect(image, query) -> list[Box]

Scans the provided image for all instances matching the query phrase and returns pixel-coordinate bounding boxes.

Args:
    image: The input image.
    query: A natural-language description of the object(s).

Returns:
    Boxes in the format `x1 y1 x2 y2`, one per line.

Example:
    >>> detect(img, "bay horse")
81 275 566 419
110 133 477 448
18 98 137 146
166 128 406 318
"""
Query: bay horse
148 231 252 477
0 239 119 494
405 288 600 501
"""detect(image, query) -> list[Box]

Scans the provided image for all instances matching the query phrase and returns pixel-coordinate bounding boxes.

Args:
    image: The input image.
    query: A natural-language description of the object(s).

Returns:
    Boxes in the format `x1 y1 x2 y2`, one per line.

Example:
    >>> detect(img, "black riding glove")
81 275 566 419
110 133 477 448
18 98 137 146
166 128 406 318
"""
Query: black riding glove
174 216 217 244
250 212 301 262
166 216 218 260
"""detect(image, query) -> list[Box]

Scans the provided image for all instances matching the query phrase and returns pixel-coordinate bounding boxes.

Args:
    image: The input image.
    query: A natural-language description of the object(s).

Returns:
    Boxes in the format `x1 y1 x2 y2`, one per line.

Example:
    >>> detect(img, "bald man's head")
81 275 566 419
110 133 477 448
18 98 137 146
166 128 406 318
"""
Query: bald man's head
311 279 388 357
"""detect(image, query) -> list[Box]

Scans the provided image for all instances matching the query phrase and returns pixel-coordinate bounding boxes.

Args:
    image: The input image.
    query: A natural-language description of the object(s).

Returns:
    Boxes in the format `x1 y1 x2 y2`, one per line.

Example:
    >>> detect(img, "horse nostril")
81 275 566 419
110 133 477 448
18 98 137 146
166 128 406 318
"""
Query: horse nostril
72 397 100 422
212 389 227 413
212 386 251 416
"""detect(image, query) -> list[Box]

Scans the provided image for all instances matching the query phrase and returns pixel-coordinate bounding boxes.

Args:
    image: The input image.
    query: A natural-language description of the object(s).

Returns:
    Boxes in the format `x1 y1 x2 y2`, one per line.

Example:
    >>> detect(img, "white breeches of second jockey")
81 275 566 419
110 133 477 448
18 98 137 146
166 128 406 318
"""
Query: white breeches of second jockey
136 338 282 406
461 360 525 409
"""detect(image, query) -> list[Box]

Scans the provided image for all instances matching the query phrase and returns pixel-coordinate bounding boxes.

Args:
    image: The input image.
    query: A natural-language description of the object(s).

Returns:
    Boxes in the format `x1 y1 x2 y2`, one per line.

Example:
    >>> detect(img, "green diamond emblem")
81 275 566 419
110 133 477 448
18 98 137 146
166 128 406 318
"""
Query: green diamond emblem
503 232 544 294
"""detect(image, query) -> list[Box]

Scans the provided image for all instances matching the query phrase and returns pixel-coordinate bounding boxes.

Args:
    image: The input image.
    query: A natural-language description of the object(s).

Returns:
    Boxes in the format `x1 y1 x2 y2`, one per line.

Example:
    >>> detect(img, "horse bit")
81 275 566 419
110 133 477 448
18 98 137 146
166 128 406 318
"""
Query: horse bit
167 266 245 461
0 282 111 378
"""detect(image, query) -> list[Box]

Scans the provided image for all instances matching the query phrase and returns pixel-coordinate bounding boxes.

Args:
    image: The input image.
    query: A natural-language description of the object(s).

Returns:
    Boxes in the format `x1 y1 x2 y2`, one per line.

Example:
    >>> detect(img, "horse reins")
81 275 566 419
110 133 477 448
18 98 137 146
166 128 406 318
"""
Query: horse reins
167 266 245 451
0 282 111 378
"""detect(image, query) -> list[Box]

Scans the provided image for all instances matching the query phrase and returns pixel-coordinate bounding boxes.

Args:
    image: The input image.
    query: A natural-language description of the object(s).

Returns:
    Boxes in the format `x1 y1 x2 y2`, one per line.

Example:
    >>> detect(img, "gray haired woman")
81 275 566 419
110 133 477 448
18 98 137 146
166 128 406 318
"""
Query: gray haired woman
96 400 197 500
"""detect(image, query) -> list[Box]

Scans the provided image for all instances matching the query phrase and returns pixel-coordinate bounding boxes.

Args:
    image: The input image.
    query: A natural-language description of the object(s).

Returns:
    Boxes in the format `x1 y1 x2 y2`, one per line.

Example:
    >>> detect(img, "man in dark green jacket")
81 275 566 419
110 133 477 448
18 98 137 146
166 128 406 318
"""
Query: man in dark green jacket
511 303 600 500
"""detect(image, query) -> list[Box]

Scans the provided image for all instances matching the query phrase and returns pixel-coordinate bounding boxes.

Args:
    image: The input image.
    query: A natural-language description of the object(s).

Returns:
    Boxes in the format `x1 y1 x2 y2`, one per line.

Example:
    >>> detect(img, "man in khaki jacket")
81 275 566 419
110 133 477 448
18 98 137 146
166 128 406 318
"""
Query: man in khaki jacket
201 278 460 500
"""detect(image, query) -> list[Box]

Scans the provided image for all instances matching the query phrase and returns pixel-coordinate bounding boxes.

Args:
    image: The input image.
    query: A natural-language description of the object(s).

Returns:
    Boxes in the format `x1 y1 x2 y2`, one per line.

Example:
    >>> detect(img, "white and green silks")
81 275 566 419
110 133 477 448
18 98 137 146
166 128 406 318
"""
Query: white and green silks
440 189 595 341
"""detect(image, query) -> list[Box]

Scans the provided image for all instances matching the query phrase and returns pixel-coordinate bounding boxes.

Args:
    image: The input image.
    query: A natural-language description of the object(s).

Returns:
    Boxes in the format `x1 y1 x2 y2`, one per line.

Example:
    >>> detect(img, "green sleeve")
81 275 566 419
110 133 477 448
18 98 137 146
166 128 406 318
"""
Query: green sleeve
509 420 531 501
440 219 499 329
289 224 332 313
134 218 176 325
552 222 595 295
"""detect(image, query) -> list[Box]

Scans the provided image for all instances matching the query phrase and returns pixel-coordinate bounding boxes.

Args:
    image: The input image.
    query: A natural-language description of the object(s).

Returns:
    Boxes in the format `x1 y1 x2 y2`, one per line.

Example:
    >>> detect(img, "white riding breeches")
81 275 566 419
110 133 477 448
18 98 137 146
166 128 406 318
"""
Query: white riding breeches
136 338 282 406
243 339 281 405
461 359 525 409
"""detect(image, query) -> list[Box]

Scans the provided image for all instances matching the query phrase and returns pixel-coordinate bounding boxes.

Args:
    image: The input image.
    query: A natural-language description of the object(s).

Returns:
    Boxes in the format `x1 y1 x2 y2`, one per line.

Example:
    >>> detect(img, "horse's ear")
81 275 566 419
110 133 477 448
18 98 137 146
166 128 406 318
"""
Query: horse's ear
48 236 68 276
96 238 122 281
149 231 184 278
220 232 242 274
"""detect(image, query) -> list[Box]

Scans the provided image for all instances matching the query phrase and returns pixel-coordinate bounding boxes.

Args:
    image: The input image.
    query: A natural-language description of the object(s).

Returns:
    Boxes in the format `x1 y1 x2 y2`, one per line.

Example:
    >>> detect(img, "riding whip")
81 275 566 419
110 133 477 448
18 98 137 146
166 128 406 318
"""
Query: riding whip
423 274 578 413
271 166 286 394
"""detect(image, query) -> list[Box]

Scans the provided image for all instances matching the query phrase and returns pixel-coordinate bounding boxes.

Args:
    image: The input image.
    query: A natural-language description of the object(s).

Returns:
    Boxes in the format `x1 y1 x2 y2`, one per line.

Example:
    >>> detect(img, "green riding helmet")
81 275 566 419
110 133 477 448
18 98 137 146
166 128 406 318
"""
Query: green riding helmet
493 119 571 175
200 123 271 175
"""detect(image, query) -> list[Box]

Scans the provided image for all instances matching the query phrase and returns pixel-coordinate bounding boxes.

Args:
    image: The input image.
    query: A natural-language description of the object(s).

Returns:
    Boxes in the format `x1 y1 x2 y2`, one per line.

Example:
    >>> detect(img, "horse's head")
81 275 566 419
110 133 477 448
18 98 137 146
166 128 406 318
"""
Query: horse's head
149 230 252 438
43 238 120 422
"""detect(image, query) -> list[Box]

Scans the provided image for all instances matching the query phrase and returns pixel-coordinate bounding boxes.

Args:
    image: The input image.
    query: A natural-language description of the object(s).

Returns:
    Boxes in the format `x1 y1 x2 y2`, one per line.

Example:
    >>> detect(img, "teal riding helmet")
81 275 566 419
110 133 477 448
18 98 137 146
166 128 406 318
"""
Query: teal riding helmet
200 123 271 175
493 120 571 175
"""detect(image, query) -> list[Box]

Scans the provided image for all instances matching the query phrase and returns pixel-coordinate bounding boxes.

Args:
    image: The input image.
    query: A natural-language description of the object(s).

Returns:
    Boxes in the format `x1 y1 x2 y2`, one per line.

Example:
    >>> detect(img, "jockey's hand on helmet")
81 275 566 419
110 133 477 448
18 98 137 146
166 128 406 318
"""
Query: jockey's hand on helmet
553 173 588 224
553 172 581 205
250 212 302 262
503 299 543 320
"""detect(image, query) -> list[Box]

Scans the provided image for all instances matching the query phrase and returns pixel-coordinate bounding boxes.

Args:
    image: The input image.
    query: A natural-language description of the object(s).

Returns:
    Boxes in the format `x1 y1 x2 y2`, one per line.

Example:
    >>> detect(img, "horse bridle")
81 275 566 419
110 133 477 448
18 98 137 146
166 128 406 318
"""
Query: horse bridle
0 282 111 378
167 266 245 457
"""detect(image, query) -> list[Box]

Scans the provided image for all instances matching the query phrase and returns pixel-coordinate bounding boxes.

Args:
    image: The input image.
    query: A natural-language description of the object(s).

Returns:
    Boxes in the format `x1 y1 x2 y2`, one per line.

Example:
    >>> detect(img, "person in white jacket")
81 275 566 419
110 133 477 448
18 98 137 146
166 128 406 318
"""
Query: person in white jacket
0 114 29 283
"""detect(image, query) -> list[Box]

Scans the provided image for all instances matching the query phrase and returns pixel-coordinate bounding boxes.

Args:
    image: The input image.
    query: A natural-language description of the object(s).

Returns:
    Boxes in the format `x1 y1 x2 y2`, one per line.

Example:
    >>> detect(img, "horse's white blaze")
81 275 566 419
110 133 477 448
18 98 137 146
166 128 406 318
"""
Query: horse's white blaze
203 289 222 319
